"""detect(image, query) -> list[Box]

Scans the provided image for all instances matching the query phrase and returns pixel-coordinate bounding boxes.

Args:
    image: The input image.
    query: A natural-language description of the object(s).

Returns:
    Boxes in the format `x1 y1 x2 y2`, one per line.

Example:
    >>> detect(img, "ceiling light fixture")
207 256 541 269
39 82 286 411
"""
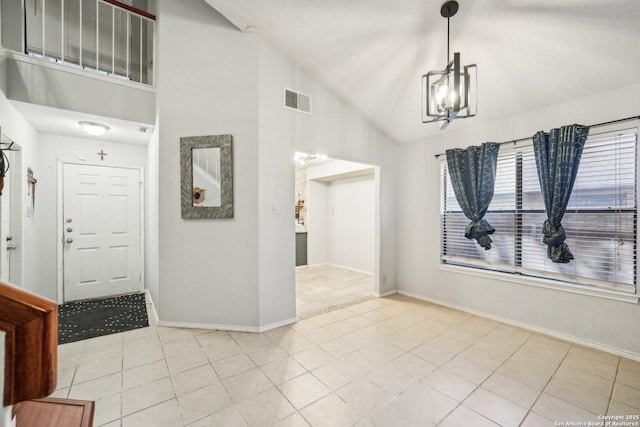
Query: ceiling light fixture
422 0 477 130
79 121 110 136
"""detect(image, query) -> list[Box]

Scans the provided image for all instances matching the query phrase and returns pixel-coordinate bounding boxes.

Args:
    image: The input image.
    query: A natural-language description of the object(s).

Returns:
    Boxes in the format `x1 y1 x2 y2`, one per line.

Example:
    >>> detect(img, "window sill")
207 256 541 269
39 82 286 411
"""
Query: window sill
439 264 639 304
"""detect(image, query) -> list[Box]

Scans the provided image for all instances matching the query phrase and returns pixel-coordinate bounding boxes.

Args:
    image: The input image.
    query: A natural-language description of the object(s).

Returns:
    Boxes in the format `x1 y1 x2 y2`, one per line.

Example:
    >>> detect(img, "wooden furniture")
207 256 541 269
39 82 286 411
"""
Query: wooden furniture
13 397 94 427
0 281 57 405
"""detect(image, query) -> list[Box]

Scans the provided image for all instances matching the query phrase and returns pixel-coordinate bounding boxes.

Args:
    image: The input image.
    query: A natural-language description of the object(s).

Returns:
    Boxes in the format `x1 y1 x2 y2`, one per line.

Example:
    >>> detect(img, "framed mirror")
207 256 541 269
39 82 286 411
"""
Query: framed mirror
180 134 233 219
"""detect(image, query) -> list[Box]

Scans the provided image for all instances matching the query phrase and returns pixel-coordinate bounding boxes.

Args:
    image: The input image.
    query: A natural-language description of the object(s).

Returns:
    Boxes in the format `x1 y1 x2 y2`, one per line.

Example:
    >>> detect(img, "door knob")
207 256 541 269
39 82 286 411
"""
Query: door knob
6 243 16 250
67 227 73 233
66 238 73 244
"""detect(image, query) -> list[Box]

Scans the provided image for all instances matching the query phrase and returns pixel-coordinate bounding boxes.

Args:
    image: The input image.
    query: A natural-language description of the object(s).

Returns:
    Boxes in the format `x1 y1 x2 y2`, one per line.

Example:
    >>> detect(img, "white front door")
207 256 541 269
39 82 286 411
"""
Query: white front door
63 163 142 302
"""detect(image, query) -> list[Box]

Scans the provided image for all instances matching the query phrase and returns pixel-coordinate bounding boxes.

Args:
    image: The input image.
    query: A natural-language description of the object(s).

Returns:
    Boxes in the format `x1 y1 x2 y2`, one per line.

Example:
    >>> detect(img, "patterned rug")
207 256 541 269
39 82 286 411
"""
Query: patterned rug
58 293 149 344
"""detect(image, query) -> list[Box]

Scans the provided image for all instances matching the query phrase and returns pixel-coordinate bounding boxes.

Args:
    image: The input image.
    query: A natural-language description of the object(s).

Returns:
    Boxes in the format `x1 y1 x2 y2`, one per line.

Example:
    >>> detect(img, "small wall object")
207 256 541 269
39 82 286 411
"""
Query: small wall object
0 148 9 195
180 134 233 219
27 167 37 212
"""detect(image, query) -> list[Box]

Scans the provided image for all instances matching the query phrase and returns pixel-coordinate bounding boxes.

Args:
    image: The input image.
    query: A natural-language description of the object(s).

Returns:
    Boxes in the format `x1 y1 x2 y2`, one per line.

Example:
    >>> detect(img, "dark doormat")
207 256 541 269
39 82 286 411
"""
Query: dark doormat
58 293 149 344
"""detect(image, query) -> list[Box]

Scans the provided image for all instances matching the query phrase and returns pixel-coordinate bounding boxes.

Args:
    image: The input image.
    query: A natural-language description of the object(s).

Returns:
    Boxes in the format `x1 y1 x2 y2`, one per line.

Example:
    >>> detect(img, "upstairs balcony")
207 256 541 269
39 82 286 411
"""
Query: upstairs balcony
0 0 156 128
24 0 155 86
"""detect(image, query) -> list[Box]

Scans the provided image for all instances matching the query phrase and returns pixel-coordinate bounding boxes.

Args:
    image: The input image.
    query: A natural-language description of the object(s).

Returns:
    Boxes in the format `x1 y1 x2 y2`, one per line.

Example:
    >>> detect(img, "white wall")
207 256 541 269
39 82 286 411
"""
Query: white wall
0 89 40 296
327 175 375 274
307 179 328 266
396 81 640 357
155 0 260 328
145 116 159 308
0 329 4 420
6 54 155 125
36 133 148 301
306 160 376 274
307 160 374 181
257 37 397 327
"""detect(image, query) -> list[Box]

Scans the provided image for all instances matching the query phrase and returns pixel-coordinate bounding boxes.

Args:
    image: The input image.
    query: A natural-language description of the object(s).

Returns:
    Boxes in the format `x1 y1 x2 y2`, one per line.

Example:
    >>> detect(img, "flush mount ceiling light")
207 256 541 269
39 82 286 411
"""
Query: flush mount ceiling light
79 121 110 136
422 0 477 130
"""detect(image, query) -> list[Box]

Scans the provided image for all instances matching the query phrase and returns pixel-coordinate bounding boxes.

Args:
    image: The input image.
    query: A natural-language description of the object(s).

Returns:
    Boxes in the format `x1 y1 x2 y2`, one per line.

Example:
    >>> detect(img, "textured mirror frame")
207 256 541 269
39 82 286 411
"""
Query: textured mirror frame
180 134 233 219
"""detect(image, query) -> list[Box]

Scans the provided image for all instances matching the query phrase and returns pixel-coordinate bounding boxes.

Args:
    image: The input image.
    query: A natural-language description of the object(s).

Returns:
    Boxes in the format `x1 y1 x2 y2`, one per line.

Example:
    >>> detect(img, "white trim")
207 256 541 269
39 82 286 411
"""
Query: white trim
439 264 639 304
158 321 260 333
56 162 64 303
375 290 397 298
144 289 159 326
398 289 640 362
1 406 15 427
57 161 145 303
327 263 374 276
301 263 327 269
258 317 298 332
9 51 156 92
157 317 298 334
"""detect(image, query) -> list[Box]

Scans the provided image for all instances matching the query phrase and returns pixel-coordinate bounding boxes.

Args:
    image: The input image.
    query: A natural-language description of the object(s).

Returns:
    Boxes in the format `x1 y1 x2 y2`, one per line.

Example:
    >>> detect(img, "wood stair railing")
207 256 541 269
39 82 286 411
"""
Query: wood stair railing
0 281 57 406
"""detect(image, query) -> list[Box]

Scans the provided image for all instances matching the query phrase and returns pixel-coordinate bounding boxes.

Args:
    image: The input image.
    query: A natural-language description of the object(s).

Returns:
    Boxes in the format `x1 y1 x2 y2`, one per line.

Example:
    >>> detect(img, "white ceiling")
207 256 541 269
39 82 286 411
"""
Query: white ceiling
11 101 154 146
205 0 640 143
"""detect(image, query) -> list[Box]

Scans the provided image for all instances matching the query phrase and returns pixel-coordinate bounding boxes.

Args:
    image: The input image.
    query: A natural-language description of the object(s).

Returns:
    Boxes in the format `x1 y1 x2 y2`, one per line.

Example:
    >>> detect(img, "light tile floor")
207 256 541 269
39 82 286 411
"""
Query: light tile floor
54 294 640 426
296 265 374 318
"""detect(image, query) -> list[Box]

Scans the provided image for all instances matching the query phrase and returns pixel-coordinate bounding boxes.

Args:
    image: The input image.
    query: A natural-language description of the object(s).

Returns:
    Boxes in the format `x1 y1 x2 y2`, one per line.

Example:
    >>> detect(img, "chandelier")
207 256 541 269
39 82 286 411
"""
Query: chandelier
422 1 477 130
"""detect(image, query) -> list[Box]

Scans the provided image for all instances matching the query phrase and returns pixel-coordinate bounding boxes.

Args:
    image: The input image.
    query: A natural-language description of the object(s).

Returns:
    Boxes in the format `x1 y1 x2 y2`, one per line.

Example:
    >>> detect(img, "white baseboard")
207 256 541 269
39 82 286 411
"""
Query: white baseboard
327 263 374 276
375 290 398 298
157 320 261 333
398 290 640 362
144 289 159 326
157 317 298 334
299 263 374 276
258 317 298 332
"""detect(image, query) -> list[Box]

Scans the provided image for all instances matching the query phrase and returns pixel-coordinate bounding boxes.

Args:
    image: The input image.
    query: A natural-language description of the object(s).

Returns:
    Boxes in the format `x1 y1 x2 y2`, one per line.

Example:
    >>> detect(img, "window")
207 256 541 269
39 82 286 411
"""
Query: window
440 127 637 294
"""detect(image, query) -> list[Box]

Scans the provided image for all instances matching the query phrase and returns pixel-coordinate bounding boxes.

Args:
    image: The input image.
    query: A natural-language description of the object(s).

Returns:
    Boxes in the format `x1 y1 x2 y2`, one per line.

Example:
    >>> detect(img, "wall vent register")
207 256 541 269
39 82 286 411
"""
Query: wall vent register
284 88 312 114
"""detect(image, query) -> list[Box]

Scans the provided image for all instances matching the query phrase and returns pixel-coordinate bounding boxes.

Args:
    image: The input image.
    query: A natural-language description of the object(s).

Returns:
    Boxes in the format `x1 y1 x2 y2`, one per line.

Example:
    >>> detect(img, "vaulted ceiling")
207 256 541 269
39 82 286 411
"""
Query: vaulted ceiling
205 0 640 143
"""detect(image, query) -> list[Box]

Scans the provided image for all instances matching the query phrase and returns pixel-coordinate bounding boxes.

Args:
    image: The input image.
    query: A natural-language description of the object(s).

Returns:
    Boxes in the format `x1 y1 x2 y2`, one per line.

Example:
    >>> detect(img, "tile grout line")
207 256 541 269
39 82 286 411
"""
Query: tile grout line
605 356 622 416
434 321 526 426
518 341 577 426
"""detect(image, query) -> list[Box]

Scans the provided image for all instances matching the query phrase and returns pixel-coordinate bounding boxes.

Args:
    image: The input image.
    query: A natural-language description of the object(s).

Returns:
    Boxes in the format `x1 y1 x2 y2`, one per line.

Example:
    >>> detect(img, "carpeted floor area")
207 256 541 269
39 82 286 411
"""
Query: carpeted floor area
58 293 149 344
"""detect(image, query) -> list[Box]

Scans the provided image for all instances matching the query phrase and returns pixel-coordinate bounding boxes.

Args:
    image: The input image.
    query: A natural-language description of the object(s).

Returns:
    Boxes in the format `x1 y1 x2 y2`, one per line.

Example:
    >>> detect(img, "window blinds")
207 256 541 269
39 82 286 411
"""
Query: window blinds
441 129 637 294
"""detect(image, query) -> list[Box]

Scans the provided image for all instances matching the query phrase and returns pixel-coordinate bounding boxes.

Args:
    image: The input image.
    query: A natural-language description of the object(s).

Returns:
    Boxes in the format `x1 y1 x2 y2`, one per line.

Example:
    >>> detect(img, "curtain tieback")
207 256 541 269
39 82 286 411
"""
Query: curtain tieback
464 219 495 250
542 219 574 263
542 220 566 246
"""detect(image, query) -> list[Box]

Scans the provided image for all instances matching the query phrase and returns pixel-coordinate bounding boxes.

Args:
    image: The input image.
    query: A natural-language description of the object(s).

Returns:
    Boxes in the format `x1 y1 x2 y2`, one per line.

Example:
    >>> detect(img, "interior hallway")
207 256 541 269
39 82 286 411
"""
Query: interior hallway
296 265 374 319
53 294 640 426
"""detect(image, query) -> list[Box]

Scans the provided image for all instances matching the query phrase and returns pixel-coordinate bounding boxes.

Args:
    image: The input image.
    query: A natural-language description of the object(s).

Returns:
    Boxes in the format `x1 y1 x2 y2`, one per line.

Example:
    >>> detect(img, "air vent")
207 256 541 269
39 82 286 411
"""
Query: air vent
284 88 311 114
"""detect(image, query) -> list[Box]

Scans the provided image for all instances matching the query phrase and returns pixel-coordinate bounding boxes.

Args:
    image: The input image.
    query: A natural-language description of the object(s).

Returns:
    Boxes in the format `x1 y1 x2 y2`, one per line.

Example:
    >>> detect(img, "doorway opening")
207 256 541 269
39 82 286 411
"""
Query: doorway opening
0 137 23 287
294 153 380 318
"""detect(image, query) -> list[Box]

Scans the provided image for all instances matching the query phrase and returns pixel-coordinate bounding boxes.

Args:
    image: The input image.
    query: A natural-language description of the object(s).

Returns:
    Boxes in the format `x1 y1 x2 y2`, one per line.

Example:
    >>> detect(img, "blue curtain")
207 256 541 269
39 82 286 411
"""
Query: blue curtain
533 124 589 263
446 143 500 249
